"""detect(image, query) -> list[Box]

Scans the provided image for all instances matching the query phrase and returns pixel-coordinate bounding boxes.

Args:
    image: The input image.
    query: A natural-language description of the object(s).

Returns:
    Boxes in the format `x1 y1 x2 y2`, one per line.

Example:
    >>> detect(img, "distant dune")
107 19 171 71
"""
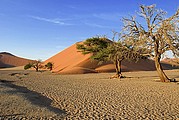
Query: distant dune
44 42 177 74
0 52 33 68
162 58 179 66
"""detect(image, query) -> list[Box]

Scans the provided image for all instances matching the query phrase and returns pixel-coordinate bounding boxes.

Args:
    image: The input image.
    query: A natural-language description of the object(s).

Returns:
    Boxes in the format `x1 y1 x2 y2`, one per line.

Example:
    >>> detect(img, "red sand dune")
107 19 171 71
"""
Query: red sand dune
44 42 177 74
0 52 33 68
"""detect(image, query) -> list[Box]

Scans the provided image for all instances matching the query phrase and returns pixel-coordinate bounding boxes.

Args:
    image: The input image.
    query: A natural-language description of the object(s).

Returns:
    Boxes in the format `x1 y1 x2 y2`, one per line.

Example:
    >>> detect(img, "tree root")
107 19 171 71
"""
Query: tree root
109 74 125 79
170 78 177 82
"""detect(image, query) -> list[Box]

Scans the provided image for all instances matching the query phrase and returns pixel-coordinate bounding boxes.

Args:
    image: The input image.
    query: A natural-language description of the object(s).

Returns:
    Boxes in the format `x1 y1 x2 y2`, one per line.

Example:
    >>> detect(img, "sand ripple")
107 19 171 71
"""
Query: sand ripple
0 70 179 119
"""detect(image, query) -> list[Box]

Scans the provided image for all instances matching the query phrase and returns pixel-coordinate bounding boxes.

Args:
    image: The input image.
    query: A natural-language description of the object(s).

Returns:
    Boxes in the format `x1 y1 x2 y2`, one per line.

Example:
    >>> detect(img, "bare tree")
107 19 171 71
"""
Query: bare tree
122 4 179 82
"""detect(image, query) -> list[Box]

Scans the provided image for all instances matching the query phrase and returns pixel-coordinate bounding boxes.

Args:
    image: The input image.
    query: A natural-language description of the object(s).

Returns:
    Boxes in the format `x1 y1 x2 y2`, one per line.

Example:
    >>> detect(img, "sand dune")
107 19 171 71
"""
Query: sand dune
44 43 92 73
44 42 177 74
0 66 25 71
0 52 33 68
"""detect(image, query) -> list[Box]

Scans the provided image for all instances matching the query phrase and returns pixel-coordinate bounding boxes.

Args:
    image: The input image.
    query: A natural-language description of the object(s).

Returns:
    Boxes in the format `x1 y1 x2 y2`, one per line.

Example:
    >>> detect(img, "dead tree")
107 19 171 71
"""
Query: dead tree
122 4 179 82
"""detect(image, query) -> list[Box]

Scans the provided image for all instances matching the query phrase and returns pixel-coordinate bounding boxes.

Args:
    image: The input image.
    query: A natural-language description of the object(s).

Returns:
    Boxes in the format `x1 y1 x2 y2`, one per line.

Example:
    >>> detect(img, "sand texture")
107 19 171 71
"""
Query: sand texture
0 70 179 119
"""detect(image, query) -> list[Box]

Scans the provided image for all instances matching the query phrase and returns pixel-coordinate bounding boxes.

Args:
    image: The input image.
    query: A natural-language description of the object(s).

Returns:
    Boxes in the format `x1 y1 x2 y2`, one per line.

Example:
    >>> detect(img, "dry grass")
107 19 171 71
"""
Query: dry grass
0 69 179 119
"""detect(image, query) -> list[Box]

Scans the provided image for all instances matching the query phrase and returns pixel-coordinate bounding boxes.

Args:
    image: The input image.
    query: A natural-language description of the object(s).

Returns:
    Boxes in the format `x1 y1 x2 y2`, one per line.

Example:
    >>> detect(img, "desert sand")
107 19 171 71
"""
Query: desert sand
0 69 179 119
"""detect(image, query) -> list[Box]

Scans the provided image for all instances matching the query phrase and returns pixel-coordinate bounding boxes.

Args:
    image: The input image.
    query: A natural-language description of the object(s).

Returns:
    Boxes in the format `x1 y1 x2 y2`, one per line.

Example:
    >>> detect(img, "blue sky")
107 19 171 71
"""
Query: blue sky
0 0 178 60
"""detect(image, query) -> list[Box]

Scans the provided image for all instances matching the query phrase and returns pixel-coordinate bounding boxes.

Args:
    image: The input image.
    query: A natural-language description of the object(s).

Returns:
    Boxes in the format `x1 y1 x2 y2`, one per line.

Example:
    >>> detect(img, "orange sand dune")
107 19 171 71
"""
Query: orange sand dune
0 52 33 68
44 42 177 74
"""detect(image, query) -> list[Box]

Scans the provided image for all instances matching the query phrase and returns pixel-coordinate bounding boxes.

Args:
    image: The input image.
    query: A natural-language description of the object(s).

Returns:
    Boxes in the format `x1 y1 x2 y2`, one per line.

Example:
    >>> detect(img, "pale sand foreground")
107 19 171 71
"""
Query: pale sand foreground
0 70 179 119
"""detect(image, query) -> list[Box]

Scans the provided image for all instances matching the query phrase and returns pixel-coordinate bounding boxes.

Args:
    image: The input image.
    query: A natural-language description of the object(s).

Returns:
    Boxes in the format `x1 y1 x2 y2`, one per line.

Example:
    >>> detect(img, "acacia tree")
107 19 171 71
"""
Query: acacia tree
24 63 32 70
45 62 54 71
24 59 42 72
32 60 42 72
76 36 143 78
122 4 179 82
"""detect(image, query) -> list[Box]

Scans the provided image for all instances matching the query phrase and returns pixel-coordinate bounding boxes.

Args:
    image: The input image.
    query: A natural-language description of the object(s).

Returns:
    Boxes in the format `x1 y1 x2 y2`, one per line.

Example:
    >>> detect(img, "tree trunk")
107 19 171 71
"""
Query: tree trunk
154 37 170 82
116 59 122 77
155 56 170 82
110 59 122 79
34 66 39 72
50 67 52 71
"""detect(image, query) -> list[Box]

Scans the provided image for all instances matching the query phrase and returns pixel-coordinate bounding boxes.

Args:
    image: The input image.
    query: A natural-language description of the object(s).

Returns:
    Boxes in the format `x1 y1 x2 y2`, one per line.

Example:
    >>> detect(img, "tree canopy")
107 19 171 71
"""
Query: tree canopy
45 62 54 71
24 59 42 72
122 4 179 82
77 36 144 78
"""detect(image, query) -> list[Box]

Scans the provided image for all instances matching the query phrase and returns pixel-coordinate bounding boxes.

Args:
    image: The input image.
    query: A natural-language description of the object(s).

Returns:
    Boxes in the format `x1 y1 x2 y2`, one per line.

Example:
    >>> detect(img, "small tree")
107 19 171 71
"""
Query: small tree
24 63 32 70
122 4 179 82
32 59 42 72
77 36 143 78
24 59 42 72
45 62 54 71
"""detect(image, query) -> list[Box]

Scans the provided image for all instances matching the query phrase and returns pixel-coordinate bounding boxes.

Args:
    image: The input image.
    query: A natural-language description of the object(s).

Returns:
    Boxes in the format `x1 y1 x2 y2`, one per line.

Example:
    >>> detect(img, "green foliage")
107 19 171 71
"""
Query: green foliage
76 37 110 56
76 36 143 63
77 37 112 61
45 62 53 71
24 63 32 70
24 60 42 72
76 36 147 77
32 60 42 72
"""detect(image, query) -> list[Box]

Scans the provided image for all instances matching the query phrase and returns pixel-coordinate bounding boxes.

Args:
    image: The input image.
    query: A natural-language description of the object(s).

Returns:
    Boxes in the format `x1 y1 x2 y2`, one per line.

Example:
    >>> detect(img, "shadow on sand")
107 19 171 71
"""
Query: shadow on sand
0 79 66 117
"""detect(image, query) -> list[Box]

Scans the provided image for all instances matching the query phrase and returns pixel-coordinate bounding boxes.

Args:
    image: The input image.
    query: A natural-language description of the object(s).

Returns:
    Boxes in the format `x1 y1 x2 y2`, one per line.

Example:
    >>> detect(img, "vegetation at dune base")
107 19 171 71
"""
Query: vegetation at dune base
77 4 179 82
22 4 178 83
24 60 42 72
122 4 179 82
45 62 54 71
76 36 146 78
24 63 32 70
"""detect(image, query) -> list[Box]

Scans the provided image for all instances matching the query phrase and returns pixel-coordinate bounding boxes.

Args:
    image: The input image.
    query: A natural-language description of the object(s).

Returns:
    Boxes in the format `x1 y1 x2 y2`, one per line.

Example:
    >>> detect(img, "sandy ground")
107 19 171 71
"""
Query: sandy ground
0 69 179 119
0 66 24 71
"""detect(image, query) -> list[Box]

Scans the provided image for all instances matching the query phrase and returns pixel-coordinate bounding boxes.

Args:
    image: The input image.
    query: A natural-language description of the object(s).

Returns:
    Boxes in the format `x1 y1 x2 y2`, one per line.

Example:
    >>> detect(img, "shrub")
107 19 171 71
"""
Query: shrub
24 63 32 70
45 62 53 71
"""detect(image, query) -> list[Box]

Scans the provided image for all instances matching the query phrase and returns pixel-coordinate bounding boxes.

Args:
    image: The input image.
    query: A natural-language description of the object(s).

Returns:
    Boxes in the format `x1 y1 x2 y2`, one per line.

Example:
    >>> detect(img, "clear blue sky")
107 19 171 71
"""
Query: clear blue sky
0 0 178 60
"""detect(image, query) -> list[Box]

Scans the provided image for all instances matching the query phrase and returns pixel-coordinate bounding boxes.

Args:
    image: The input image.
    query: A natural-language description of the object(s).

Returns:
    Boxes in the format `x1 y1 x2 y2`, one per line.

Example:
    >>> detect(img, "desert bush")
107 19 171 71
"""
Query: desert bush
24 63 32 70
45 62 53 71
